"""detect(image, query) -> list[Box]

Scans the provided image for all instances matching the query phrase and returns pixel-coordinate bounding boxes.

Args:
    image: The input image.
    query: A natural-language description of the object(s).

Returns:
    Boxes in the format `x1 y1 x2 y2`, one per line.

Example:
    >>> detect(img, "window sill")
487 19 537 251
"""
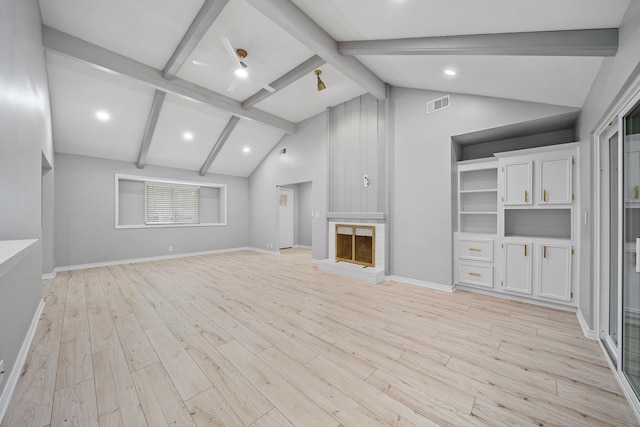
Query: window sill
115 223 227 230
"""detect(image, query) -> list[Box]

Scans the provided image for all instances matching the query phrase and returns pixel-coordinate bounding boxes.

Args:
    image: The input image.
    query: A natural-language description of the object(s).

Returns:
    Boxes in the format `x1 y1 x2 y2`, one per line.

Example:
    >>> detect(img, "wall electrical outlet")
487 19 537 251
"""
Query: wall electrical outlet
168 245 174 252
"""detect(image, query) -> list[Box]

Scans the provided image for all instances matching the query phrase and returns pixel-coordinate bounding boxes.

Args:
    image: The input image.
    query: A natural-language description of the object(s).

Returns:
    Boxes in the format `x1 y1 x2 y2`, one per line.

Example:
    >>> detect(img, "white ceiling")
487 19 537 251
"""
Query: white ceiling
175 0 315 102
40 0 632 177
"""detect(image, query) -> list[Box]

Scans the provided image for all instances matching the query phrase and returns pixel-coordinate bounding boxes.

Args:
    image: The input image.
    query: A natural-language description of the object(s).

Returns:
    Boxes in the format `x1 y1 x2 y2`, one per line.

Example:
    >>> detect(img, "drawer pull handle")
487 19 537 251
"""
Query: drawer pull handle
468 248 482 252
468 272 481 277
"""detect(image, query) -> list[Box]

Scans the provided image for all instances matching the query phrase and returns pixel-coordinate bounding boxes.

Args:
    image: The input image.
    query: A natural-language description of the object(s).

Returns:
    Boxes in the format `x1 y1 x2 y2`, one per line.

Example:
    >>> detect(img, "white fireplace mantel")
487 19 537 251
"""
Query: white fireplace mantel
326 212 386 221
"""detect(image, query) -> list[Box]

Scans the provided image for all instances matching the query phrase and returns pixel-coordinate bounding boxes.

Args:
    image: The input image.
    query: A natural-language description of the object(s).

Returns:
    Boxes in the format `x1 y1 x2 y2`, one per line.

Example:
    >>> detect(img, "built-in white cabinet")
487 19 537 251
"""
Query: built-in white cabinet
501 151 573 207
455 143 578 309
539 156 573 204
502 161 532 205
502 240 532 294
538 242 572 302
456 235 495 288
458 159 498 234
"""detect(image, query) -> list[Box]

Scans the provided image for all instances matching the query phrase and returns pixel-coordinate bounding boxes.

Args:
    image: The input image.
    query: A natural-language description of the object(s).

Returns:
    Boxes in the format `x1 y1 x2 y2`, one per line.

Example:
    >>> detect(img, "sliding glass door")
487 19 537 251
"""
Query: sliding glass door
600 129 619 363
623 99 640 394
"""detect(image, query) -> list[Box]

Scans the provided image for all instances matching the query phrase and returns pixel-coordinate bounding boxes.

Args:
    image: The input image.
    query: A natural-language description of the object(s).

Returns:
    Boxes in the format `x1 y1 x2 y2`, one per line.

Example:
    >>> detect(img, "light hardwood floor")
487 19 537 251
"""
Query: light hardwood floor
2 248 638 426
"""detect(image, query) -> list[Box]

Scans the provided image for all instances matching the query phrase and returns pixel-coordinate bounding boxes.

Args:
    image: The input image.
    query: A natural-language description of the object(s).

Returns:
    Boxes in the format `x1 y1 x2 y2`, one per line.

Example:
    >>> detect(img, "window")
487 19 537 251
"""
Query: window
144 182 200 225
115 174 226 228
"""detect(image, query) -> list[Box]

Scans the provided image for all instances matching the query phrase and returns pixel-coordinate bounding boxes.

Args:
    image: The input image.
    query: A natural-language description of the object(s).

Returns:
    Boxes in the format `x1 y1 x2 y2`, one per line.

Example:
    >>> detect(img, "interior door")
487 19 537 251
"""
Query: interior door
279 187 293 249
622 99 640 394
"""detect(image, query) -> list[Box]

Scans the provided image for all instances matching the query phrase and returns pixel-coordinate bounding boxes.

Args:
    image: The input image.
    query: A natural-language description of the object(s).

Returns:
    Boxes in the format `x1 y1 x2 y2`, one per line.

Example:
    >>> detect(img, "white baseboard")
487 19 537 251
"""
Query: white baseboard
0 298 45 424
577 308 597 340
249 247 280 255
387 275 454 293
294 245 312 250
52 247 253 273
41 271 56 280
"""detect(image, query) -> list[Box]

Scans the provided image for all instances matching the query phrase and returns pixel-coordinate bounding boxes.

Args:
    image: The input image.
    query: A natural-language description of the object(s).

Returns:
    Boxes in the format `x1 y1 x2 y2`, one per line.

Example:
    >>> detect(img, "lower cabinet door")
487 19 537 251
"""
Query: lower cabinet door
538 243 572 302
503 241 532 294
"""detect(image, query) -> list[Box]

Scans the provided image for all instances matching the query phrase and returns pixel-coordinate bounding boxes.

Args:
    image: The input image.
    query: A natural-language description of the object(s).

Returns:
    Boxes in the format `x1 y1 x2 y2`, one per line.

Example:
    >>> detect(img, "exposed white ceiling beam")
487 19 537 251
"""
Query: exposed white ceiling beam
163 0 229 79
242 55 326 109
246 0 387 100
200 116 240 176
338 29 618 56
136 90 166 169
42 26 296 134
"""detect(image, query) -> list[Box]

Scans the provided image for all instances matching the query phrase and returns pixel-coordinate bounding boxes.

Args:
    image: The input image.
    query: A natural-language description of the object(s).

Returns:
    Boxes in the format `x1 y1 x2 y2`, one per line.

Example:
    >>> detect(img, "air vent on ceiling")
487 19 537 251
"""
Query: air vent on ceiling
427 95 450 114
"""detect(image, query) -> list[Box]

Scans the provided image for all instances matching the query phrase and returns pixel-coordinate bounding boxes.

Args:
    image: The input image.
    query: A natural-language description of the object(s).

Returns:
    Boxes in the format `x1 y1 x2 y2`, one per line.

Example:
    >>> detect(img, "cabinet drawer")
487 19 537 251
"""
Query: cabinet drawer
459 238 493 262
458 262 493 288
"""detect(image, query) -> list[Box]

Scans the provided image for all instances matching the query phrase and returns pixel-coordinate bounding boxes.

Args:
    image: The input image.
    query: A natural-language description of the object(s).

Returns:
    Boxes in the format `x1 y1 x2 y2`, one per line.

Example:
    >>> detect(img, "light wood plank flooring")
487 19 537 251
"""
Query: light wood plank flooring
2 248 638 426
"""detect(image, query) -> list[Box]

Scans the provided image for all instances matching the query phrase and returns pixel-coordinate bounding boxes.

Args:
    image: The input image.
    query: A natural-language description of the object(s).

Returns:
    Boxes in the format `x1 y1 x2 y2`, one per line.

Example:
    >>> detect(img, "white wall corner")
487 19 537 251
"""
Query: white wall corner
577 308 597 340
0 298 45 424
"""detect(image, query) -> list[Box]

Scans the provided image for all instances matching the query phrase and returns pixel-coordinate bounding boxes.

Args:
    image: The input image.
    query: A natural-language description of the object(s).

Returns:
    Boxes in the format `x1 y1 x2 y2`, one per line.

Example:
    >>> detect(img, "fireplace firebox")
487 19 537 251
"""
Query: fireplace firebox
335 224 375 267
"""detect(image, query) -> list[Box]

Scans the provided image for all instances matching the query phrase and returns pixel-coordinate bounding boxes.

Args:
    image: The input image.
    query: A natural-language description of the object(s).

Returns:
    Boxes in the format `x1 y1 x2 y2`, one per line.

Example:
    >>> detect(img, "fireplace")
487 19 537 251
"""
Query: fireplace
335 224 375 267
319 219 385 283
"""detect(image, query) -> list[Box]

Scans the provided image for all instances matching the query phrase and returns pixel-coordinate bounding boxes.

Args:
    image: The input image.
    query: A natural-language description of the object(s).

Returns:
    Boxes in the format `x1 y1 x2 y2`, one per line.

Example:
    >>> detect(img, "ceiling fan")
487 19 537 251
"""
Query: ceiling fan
192 37 275 94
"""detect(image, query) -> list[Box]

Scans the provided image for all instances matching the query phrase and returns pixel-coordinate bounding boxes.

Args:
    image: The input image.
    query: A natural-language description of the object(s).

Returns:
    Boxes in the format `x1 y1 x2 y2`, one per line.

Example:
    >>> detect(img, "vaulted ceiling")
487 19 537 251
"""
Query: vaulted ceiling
41 0 631 177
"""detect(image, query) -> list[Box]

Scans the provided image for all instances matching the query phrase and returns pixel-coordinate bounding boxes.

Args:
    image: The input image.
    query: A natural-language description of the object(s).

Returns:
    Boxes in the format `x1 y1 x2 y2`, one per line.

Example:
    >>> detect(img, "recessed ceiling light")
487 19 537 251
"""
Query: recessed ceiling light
242 147 251 153
235 68 249 79
95 110 110 122
183 132 194 141
444 69 457 76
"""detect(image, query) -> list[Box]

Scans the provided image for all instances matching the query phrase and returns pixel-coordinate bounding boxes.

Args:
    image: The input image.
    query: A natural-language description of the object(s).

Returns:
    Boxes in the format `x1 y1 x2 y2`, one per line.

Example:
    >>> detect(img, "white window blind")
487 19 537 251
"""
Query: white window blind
144 182 200 224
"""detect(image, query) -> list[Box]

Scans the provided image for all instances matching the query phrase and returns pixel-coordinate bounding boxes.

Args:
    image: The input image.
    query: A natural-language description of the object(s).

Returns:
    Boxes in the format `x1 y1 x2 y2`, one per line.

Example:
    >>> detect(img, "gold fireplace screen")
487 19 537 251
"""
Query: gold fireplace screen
335 224 375 267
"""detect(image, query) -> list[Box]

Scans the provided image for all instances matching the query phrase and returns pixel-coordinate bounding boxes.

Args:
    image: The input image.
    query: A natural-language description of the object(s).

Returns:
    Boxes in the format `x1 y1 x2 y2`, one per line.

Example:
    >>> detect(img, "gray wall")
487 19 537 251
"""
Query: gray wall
391 87 577 286
249 113 328 260
298 181 313 247
578 1 640 328
54 153 249 266
0 0 52 404
329 94 384 212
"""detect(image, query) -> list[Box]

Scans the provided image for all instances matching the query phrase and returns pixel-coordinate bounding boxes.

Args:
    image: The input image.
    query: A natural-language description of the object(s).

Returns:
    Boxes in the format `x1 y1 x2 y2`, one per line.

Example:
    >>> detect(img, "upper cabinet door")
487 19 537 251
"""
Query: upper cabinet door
539 156 573 204
503 161 532 206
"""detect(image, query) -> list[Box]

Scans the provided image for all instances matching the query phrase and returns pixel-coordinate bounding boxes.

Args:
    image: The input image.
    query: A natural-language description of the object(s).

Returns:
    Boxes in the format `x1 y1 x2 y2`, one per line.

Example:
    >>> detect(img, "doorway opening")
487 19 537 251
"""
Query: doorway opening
277 181 313 254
